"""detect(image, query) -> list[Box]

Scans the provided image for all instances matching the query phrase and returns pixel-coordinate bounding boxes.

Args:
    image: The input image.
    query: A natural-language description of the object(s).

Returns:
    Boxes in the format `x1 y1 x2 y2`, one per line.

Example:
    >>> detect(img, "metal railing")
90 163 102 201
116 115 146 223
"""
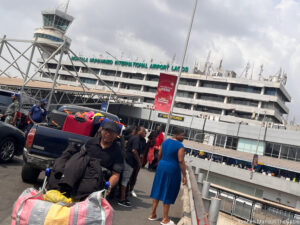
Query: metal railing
208 183 300 225
185 165 209 225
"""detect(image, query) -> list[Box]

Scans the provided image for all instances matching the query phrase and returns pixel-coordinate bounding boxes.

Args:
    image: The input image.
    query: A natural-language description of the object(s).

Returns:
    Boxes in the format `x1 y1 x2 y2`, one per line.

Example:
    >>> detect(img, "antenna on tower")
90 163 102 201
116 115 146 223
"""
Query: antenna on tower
250 63 254 80
65 0 70 13
258 64 264 81
203 51 211 75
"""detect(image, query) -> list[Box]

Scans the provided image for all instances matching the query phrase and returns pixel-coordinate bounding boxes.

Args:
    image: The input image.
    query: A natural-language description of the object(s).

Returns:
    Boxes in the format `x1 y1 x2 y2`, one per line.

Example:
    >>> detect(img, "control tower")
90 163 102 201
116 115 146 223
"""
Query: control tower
33 9 74 55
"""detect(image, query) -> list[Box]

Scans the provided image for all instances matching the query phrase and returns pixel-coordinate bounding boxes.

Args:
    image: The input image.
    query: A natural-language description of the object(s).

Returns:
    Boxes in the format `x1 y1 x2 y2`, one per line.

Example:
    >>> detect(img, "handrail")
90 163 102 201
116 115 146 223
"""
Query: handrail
187 165 209 225
210 183 300 215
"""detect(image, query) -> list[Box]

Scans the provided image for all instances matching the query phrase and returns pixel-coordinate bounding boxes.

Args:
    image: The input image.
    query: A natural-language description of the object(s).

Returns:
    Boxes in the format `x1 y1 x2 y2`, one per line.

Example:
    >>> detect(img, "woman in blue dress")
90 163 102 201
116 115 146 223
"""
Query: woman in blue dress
148 127 187 225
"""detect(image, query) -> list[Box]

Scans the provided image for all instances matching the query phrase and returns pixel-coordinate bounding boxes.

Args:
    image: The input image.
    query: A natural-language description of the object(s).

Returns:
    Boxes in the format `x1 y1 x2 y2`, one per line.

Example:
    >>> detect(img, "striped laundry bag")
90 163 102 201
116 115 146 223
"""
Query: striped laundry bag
11 188 113 225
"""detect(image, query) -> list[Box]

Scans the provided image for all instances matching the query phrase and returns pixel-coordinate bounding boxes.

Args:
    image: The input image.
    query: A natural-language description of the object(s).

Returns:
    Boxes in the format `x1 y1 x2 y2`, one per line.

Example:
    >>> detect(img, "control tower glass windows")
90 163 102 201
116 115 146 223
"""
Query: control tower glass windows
54 16 70 31
43 14 54 27
200 81 227 90
177 91 194 98
231 84 261 94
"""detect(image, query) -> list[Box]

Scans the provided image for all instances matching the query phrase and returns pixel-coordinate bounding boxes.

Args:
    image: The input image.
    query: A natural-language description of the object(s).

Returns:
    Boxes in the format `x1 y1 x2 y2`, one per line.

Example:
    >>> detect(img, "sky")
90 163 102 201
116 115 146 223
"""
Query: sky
1 0 300 123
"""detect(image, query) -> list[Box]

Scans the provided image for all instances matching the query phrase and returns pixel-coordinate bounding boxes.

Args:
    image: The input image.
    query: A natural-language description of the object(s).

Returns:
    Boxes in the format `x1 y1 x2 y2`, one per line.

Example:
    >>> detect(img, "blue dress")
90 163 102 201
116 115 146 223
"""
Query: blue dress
150 138 184 204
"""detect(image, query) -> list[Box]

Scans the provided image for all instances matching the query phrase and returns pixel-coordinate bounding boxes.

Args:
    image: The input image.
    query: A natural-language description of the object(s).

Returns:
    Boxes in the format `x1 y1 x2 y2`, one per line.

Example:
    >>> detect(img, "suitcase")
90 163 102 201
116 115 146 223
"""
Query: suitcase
48 109 68 128
62 115 93 136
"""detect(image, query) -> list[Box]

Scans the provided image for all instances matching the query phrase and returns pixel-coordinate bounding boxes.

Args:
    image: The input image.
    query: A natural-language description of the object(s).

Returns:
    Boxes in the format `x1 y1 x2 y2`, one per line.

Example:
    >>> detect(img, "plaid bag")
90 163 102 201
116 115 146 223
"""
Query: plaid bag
11 188 113 225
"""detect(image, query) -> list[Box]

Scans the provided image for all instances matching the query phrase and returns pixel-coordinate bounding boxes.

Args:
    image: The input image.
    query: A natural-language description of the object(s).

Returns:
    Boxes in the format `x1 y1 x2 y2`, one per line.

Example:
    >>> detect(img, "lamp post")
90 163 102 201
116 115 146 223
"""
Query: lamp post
206 133 217 181
164 0 198 137
250 111 267 179
105 51 120 112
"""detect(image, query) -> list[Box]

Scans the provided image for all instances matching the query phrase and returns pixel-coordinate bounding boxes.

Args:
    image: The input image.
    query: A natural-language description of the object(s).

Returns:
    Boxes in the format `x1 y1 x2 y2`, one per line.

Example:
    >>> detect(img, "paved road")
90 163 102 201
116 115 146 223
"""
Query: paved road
0 157 183 225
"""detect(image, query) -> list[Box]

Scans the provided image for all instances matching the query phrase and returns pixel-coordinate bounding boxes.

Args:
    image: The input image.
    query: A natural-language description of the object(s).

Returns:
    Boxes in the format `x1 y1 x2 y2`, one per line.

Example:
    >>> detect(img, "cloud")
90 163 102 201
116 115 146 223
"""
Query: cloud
1 0 300 122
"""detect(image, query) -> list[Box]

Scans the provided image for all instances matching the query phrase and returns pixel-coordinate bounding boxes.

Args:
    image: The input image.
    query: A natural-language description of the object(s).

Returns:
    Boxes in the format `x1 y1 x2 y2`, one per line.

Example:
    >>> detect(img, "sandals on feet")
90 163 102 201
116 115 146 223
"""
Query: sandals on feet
160 220 175 225
148 216 159 221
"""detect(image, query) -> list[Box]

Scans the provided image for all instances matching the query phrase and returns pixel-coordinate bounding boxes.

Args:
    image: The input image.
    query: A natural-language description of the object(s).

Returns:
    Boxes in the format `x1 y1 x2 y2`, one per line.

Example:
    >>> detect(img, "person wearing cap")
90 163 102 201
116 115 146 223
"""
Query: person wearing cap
84 121 124 194
26 99 48 136
0 93 20 125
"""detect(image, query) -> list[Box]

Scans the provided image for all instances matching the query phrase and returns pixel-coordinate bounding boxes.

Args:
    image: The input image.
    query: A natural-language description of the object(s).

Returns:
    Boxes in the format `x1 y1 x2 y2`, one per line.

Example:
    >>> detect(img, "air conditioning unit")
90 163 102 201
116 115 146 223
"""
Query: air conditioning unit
199 114 203 118
262 122 267 127
267 122 273 128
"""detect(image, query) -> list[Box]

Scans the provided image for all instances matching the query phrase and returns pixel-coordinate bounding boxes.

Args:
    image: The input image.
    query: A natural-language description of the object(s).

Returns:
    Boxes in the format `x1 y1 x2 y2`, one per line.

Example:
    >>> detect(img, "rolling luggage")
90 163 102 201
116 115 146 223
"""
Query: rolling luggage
48 109 68 128
62 115 93 136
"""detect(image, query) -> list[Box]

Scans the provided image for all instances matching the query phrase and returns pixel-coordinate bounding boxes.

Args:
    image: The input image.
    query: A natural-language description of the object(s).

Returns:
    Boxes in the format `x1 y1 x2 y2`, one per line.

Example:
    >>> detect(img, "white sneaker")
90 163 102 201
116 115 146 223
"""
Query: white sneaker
131 190 137 197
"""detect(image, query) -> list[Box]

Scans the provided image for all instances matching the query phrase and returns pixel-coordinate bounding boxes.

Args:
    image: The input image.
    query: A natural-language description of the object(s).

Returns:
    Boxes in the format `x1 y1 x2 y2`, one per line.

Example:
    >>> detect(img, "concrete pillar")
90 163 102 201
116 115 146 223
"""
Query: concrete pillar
208 198 221 225
202 180 210 199
197 173 204 191
195 167 200 175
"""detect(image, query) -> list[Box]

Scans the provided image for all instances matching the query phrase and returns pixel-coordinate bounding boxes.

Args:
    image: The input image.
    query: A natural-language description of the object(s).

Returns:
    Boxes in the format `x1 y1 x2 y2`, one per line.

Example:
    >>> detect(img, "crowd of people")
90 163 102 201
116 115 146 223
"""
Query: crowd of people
1 93 187 225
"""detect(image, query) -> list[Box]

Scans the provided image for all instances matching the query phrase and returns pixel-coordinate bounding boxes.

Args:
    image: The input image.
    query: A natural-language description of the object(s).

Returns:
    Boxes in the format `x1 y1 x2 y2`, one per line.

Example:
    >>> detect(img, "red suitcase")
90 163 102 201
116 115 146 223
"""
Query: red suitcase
62 115 93 136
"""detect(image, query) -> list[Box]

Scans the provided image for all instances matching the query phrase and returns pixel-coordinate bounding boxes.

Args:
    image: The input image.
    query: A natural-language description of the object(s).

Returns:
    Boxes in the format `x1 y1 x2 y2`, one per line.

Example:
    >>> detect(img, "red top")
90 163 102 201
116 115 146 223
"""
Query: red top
155 132 164 147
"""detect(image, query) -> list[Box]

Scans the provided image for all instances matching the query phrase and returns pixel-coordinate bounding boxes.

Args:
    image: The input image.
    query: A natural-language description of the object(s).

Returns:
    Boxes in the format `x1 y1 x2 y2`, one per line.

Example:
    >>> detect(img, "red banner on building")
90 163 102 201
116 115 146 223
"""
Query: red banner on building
153 73 178 113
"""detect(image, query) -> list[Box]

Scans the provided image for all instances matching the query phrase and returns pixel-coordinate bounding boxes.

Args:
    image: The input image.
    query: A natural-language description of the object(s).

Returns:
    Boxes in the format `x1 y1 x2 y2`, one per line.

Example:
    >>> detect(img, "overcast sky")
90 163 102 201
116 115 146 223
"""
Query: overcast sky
1 0 300 123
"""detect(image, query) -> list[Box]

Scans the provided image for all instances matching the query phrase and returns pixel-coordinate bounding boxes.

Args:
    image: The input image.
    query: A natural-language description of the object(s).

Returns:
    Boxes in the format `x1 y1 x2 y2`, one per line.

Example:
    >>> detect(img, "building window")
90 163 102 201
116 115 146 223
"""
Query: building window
174 103 191 110
63 65 80 72
215 134 226 147
227 97 258 107
177 91 194 98
146 74 159 82
231 84 261 94
237 138 264 155
264 87 276 96
102 69 116 76
144 86 157 93
144 98 154 103
79 78 97 84
226 136 238 150
46 63 58 69
194 106 222 114
197 93 224 102
200 81 227 89
179 78 197 86
60 75 76 82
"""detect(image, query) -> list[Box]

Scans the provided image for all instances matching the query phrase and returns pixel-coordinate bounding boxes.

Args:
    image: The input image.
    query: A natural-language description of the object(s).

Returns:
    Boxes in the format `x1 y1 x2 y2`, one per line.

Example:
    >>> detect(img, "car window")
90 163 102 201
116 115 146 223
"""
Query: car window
0 93 12 106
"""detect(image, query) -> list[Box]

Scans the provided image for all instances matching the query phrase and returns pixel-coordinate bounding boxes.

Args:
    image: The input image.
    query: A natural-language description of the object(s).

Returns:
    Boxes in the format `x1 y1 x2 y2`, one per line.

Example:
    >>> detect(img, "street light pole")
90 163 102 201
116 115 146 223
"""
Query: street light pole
206 133 217 181
164 0 198 137
105 51 120 112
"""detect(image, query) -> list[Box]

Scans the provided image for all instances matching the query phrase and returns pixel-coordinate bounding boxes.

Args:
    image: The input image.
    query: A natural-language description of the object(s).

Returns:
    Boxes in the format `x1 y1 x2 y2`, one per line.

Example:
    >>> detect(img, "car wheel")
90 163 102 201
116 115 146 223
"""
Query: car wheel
0 137 16 163
21 163 41 183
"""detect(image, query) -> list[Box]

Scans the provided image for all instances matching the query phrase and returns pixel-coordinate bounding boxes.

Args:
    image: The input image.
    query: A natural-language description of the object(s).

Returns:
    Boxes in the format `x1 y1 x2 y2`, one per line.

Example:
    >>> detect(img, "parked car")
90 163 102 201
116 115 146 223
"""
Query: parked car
0 121 25 162
22 104 121 183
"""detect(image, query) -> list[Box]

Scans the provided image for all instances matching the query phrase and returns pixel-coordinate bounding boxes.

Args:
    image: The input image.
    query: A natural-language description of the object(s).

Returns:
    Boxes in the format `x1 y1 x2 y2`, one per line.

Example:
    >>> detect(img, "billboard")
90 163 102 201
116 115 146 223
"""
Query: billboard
153 73 177 113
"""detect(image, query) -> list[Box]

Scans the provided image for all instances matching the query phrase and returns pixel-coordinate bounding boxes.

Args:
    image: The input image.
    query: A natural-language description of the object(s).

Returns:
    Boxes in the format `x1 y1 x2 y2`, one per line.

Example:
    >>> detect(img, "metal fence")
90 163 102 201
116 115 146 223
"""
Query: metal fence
208 185 300 225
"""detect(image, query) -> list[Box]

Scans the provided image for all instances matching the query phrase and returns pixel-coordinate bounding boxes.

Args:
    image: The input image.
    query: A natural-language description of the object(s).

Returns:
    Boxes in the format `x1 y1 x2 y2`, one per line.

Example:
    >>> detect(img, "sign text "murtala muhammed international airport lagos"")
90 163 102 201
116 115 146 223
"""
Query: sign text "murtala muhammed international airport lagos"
71 56 189 72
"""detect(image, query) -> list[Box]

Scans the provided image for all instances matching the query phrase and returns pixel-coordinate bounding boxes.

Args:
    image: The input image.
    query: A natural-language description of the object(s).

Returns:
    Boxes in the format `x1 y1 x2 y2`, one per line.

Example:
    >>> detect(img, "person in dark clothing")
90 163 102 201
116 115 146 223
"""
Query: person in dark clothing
48 121 124 200
118 126 146 207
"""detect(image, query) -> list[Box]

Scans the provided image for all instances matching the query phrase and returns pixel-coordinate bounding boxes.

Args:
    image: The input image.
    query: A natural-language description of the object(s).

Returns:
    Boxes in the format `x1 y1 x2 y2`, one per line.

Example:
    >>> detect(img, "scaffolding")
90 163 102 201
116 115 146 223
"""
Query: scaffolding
0 36 138 110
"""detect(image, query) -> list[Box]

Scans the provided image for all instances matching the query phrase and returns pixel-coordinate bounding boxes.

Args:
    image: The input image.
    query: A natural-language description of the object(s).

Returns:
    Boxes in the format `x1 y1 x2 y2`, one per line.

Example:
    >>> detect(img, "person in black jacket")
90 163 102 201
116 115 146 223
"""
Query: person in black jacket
48 121 124 200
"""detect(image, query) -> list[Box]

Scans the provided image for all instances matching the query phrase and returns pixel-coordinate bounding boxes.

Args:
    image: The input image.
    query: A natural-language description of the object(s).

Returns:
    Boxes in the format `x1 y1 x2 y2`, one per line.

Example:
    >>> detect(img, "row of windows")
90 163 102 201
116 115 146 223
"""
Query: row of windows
197 93 224 102
265 143 300 161
34 33 63 43
227 97 258 107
